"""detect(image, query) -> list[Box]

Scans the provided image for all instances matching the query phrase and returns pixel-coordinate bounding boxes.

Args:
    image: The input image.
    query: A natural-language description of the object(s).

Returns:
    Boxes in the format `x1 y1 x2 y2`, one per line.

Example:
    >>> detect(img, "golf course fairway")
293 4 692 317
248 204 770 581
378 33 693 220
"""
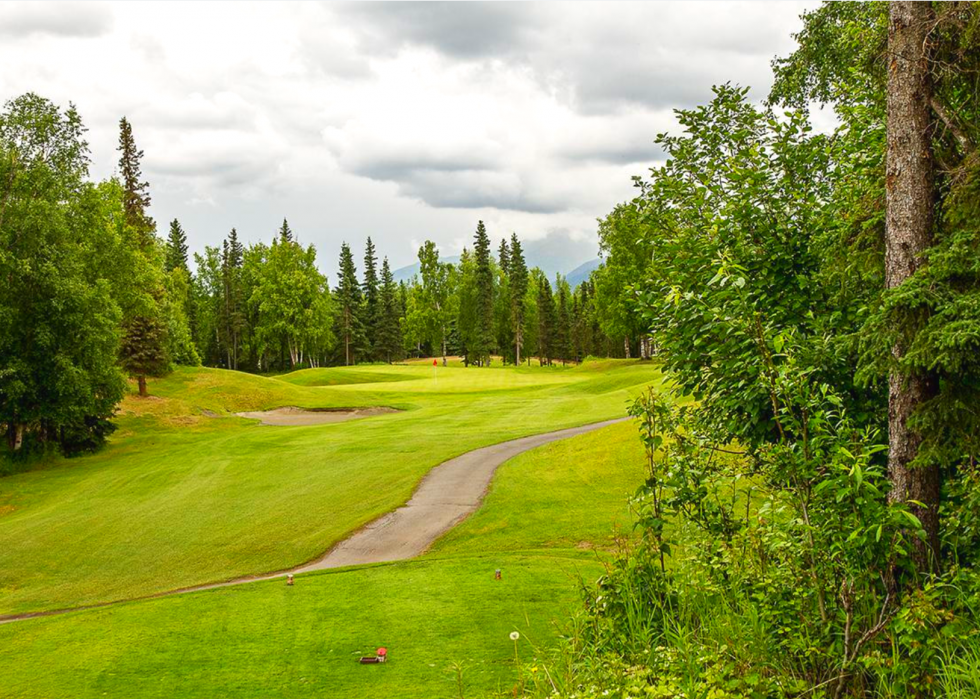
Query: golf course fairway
0 360 658 697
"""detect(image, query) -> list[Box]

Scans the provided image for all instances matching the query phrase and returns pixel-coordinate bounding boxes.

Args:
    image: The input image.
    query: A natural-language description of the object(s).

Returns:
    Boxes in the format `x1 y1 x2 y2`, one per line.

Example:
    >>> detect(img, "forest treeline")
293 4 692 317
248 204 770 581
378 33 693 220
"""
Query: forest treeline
0 93 645 457
188 218 635 374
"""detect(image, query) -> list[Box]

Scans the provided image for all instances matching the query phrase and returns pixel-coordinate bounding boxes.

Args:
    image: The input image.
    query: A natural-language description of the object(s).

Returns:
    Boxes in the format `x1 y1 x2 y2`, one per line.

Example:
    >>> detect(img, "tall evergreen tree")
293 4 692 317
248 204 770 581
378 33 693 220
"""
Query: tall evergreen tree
335 243 365 365
377 258 402 363
508 233 529 365
278 218 293 244
163 218 198 365
535 272 556 366
119 315 169 397
220 229 245 369
117 116 154 249
495 239 513 363
472 220 495 366
116 116 168 393
881 0 940 568
362 237 381 360
165 219 189 273
555 275 572 365
498 238 511 271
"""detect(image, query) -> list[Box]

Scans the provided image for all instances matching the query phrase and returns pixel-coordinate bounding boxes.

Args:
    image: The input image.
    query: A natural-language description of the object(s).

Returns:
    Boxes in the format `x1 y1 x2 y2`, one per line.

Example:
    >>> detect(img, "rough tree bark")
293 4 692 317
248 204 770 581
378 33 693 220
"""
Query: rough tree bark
137 375 148 398
885 0 941 569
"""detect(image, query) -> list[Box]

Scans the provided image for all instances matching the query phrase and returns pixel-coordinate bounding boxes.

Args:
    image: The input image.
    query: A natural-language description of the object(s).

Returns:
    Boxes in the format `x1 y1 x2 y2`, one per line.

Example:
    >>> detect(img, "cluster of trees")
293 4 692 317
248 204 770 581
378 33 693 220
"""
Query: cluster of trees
183 219 629 374
0 96 190 457
545 3 980 698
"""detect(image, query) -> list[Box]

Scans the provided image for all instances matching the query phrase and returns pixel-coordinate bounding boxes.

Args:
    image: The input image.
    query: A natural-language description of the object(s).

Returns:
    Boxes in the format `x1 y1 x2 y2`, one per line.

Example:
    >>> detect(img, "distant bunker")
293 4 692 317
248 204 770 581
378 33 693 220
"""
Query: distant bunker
236 406 399 426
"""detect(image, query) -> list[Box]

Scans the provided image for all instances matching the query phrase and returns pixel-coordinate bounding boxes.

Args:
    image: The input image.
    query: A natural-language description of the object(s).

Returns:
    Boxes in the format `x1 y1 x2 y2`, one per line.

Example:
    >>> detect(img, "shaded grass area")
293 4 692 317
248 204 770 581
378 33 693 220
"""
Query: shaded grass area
0 361 661 615
0 555 600 699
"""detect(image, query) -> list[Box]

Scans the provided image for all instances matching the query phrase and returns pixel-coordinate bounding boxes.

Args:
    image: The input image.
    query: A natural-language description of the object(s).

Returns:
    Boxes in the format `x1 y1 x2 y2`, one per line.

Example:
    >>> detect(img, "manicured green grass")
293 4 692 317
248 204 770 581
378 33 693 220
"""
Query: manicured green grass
0 361 662 615
0 555 601 699
431 419 644 557
0 364 656 698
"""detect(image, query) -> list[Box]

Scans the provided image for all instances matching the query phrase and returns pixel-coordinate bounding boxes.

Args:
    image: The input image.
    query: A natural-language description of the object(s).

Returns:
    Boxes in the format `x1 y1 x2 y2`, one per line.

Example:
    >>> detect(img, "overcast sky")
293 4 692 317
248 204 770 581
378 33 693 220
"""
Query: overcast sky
0 1 818 277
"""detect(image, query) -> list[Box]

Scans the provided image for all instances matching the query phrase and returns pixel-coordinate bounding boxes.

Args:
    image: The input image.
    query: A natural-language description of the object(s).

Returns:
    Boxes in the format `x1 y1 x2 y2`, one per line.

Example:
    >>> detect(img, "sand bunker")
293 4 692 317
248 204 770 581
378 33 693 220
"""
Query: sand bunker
236 406 399 426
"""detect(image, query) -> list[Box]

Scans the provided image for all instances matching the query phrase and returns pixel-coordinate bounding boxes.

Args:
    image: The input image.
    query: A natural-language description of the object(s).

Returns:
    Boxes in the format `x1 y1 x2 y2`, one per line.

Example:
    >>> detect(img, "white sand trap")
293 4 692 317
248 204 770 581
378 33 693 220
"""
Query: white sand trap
236 406 398 426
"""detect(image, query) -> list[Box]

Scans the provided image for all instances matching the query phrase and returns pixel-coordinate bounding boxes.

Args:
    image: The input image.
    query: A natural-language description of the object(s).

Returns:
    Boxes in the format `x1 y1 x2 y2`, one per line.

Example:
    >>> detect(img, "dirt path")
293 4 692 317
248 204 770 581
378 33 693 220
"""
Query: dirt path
0 417 626 625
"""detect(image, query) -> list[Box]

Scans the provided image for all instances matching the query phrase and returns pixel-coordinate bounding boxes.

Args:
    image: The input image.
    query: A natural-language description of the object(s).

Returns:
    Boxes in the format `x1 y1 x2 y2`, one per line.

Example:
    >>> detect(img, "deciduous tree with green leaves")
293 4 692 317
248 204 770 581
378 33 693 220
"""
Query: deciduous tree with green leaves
0 94 126 455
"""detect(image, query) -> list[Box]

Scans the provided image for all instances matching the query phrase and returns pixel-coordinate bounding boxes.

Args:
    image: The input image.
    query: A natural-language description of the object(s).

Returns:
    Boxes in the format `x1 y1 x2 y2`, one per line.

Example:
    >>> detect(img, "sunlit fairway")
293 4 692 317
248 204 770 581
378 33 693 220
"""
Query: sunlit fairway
0 360 659 616
0 361 656 697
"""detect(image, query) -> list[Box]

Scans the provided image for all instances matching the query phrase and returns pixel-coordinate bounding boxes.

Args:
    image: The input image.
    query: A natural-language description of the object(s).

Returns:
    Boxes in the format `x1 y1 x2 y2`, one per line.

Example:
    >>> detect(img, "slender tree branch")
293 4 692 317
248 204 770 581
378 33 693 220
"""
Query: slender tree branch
930 95 975 154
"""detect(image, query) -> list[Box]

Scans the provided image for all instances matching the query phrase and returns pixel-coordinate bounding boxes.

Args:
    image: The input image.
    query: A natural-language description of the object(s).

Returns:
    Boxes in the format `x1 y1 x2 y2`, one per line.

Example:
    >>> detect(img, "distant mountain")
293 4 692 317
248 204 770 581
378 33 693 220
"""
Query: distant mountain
393 254 603 288
392 255 461 283
565 258 601 288
392 232 602 288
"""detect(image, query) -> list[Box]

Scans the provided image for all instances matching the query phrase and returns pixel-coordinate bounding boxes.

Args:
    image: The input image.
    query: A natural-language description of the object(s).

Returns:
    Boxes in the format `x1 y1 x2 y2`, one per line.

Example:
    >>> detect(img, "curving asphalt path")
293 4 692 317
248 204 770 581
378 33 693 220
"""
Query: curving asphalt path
0 417 627 625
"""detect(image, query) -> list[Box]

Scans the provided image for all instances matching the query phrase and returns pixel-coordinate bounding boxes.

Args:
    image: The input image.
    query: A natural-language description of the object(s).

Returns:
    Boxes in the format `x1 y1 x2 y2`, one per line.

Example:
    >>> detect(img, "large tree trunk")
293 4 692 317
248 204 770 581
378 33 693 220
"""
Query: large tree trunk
885 1 940 569
138 375 148 397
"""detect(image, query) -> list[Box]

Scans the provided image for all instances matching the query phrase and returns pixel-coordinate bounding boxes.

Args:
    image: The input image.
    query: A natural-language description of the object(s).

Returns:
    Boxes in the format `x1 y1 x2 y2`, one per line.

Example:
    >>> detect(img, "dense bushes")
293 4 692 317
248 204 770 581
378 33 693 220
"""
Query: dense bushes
522 4 980 696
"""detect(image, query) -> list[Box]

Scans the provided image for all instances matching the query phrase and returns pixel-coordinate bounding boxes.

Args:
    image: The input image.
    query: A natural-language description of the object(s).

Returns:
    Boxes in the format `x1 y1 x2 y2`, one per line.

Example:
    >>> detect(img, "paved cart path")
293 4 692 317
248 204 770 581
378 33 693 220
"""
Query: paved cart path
0 417 626 625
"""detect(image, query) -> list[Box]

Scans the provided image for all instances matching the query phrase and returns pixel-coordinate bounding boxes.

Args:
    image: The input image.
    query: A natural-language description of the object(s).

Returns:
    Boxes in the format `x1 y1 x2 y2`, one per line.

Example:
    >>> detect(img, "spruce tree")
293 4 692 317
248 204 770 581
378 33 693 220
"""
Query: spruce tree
120 314 169 397
335 243 365 365
220 229 245 369
279 218 293 244
536 274 556 366
165 219 189 273
494 239 513 363
362 237 381 360
117 116 168 393
164 218 197 365
456 248 477 365
472 221 495 366
498 238 511 271
377 258 403 363
555 275 572 365
508 233 528 365
117 117 154 249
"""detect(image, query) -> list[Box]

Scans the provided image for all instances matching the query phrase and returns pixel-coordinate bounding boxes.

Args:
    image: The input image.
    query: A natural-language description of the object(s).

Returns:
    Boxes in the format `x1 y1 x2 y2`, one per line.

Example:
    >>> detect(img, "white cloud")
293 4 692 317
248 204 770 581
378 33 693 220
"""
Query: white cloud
0 1 818 276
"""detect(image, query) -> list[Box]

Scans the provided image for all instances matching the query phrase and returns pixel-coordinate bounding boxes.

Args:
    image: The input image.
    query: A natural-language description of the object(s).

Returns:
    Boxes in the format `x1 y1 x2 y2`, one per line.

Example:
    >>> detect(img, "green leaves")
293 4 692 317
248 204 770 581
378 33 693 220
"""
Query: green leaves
0 95 126 456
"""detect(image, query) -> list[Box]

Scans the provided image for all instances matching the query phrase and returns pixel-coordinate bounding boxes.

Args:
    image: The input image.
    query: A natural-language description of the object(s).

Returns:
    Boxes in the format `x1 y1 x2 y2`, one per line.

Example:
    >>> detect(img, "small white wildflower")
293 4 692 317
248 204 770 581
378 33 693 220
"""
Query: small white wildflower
509 631 520 641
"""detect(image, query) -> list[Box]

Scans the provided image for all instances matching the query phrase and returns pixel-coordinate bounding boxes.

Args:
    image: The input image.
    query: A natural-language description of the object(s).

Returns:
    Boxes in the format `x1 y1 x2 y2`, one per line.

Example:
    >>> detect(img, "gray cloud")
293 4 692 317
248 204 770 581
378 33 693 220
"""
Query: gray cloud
338 2 539 59
0 3 113 38
332 2 808 113
395 169 567 214
0 1 817 274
